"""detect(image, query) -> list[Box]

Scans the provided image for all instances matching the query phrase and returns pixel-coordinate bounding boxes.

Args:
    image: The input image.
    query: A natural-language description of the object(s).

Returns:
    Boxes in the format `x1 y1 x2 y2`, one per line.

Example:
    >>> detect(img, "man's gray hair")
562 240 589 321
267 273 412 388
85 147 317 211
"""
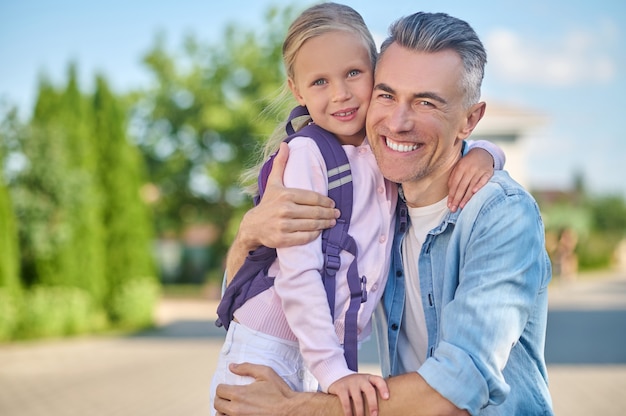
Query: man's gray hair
380 12 487 108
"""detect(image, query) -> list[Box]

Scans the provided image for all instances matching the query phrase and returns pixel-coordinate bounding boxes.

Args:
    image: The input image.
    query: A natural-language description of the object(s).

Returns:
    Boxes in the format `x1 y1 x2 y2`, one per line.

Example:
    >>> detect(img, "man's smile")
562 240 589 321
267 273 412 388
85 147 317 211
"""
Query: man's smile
385 137 420 153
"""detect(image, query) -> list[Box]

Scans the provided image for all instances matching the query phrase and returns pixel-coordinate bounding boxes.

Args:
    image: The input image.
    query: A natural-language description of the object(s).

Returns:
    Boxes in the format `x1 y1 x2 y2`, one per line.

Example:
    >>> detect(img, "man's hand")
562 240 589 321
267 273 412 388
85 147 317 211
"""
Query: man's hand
225 143 339 283
214 363 291 416
447 147 494 212
214 362 339 416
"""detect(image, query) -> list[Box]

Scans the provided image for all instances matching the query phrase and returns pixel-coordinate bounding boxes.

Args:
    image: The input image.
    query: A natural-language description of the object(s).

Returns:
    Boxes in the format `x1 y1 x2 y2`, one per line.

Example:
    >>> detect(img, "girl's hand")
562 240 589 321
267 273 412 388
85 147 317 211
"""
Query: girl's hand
447 147 494 212
328 373 389 416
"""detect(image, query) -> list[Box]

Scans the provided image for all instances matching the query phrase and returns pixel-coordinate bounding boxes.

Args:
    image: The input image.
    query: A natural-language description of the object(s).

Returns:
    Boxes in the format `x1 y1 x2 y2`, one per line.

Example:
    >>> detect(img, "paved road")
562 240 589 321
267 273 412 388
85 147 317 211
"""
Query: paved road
1 271 625 415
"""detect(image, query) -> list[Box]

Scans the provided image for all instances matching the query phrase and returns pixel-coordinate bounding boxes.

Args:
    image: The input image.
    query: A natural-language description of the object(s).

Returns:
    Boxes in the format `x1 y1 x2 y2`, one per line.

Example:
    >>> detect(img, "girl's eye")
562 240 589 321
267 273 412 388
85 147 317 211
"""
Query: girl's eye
348 69 361 77
313 79 326 86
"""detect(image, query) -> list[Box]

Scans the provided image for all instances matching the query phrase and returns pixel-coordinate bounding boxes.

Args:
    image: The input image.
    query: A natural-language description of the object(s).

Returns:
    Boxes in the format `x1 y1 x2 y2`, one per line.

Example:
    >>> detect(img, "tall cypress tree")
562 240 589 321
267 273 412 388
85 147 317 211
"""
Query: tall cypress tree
58 66 107 304
22 67 106 306
0 109 21 295
92 75 156 314
0 171 21 339
0 175 20 294
21 79 75 288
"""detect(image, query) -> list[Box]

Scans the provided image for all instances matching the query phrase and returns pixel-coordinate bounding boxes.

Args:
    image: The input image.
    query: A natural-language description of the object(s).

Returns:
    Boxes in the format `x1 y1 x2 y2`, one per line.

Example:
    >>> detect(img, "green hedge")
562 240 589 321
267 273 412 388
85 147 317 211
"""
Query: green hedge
16 286 98 339
109 279 160 330
0 281 160 341
0 290 20 341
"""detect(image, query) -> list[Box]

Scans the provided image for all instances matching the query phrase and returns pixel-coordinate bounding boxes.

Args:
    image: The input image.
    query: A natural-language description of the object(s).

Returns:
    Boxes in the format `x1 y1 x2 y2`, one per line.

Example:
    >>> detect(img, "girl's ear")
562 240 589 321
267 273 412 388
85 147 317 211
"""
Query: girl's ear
288 78 306 106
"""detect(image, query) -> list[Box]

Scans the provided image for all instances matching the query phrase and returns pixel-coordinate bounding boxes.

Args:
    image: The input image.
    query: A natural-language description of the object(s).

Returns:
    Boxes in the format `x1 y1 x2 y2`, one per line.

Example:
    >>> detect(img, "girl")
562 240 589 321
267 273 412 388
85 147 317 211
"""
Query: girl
211 4 505 416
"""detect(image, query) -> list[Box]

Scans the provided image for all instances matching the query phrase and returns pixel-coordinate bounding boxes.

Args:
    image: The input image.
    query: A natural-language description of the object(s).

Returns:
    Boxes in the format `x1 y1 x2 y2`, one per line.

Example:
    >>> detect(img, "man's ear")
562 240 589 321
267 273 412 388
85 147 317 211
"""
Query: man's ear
287 78 306 106
459 102 486 139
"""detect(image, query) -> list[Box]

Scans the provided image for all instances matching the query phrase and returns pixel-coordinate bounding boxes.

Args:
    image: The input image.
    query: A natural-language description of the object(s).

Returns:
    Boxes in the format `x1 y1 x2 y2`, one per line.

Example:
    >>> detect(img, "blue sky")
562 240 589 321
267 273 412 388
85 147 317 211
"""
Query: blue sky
1 0 624 198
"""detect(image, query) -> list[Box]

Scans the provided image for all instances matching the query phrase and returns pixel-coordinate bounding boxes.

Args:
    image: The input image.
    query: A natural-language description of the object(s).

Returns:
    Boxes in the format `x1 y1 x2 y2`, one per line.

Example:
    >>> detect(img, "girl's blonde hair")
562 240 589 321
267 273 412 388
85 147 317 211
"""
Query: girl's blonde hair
241 2 377 196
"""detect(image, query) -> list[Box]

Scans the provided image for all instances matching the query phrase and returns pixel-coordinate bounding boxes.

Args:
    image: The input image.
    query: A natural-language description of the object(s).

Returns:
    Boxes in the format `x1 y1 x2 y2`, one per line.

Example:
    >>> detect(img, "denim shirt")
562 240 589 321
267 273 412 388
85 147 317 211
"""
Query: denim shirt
376 170 553 415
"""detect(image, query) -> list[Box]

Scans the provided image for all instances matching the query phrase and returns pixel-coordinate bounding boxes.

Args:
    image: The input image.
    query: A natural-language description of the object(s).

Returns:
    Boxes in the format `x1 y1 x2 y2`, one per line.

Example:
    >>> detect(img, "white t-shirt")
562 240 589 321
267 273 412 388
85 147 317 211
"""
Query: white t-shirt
397 197 449 373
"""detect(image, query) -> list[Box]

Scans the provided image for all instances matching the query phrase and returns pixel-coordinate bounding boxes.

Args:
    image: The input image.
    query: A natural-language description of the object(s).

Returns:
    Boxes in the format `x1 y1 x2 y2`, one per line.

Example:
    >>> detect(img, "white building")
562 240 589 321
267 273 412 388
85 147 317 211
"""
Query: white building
470 101 548 190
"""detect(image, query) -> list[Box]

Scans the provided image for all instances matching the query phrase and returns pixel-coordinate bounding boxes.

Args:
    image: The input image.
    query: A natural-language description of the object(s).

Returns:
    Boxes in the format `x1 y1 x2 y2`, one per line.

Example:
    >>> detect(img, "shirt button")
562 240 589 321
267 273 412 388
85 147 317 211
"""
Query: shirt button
377 186 385 194
371 283 378 291
391 323 399 331
379 235 387 243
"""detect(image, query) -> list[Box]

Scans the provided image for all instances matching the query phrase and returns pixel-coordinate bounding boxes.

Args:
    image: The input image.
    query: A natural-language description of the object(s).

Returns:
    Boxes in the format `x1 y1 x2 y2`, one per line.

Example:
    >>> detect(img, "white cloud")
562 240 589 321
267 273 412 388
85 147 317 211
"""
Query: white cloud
485 22 618 86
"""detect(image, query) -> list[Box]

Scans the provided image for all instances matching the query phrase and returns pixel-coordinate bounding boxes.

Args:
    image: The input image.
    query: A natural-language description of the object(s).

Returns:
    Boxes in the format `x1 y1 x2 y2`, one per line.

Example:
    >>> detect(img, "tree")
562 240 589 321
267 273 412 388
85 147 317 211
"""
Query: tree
590 195 626 234
0 106 21 295
17 67 107 303
14 78 77 288
92 75 157 322
61 66 107 302
129 5 300 281
0 175 20 293
0 163 21 340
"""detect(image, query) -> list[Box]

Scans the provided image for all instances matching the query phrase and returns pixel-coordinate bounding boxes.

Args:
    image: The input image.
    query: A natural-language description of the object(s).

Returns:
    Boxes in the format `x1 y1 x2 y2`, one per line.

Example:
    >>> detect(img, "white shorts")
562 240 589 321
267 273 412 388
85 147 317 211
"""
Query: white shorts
209 321 319 415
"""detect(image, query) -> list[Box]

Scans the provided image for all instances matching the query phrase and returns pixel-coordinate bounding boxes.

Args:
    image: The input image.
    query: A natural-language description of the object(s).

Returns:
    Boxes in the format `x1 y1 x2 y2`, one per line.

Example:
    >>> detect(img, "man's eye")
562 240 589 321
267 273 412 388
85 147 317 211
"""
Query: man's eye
348 70 361 77
313 79 326 86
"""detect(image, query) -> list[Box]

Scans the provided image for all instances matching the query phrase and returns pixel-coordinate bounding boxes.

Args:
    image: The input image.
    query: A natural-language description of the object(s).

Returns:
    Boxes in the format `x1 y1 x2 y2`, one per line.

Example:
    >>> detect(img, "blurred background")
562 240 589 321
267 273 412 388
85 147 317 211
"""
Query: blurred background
0 1 625 414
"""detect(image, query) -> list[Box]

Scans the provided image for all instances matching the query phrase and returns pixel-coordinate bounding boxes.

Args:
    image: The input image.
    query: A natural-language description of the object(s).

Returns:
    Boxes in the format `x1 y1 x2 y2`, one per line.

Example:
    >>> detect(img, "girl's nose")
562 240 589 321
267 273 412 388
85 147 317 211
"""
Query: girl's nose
332 82 351 102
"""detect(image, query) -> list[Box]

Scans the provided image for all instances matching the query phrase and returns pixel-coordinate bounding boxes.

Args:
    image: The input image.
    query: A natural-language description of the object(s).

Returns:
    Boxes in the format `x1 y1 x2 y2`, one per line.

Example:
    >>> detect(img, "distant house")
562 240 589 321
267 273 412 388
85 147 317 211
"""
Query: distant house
470 101 548 190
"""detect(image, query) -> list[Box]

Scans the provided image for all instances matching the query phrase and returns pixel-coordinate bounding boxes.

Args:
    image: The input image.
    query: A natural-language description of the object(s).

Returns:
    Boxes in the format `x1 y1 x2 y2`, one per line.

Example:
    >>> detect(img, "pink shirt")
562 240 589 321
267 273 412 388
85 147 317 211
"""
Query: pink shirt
234 135 397 391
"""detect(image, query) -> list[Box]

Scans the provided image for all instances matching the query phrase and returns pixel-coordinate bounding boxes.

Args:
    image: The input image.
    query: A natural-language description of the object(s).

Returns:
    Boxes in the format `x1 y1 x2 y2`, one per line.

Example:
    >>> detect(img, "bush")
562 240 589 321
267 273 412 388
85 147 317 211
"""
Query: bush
577 232 621 271
109 279 160 330
0 289 20 341
17 286 97 339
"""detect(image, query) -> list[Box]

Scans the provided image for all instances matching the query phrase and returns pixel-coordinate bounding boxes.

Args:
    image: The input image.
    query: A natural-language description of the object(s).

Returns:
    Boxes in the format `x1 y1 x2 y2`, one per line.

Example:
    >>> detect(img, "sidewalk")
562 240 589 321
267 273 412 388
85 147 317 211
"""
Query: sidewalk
0 297 221 416
544 271 626 415
0 271 625 415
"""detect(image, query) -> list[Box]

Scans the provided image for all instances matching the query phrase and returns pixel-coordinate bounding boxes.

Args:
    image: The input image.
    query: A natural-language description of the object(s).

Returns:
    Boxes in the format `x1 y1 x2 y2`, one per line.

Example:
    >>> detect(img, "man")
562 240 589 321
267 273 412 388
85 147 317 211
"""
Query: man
216 11 553 416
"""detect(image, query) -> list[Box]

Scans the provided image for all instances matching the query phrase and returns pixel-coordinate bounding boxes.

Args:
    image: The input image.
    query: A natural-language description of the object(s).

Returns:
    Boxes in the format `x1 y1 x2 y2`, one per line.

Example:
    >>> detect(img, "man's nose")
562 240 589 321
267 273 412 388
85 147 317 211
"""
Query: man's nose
387 105 414 132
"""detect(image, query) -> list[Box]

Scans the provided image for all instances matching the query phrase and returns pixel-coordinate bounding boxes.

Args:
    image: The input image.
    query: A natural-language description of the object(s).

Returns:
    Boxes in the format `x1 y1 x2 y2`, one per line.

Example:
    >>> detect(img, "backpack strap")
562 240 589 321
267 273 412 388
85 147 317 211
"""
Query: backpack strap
215 246 276 330
285 105 310 136
288 108 364 372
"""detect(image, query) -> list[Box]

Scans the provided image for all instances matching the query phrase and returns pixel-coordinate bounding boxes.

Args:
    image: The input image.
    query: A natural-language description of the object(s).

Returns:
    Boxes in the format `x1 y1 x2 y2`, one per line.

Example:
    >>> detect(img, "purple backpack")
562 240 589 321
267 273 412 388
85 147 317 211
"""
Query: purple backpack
215 105 366 371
